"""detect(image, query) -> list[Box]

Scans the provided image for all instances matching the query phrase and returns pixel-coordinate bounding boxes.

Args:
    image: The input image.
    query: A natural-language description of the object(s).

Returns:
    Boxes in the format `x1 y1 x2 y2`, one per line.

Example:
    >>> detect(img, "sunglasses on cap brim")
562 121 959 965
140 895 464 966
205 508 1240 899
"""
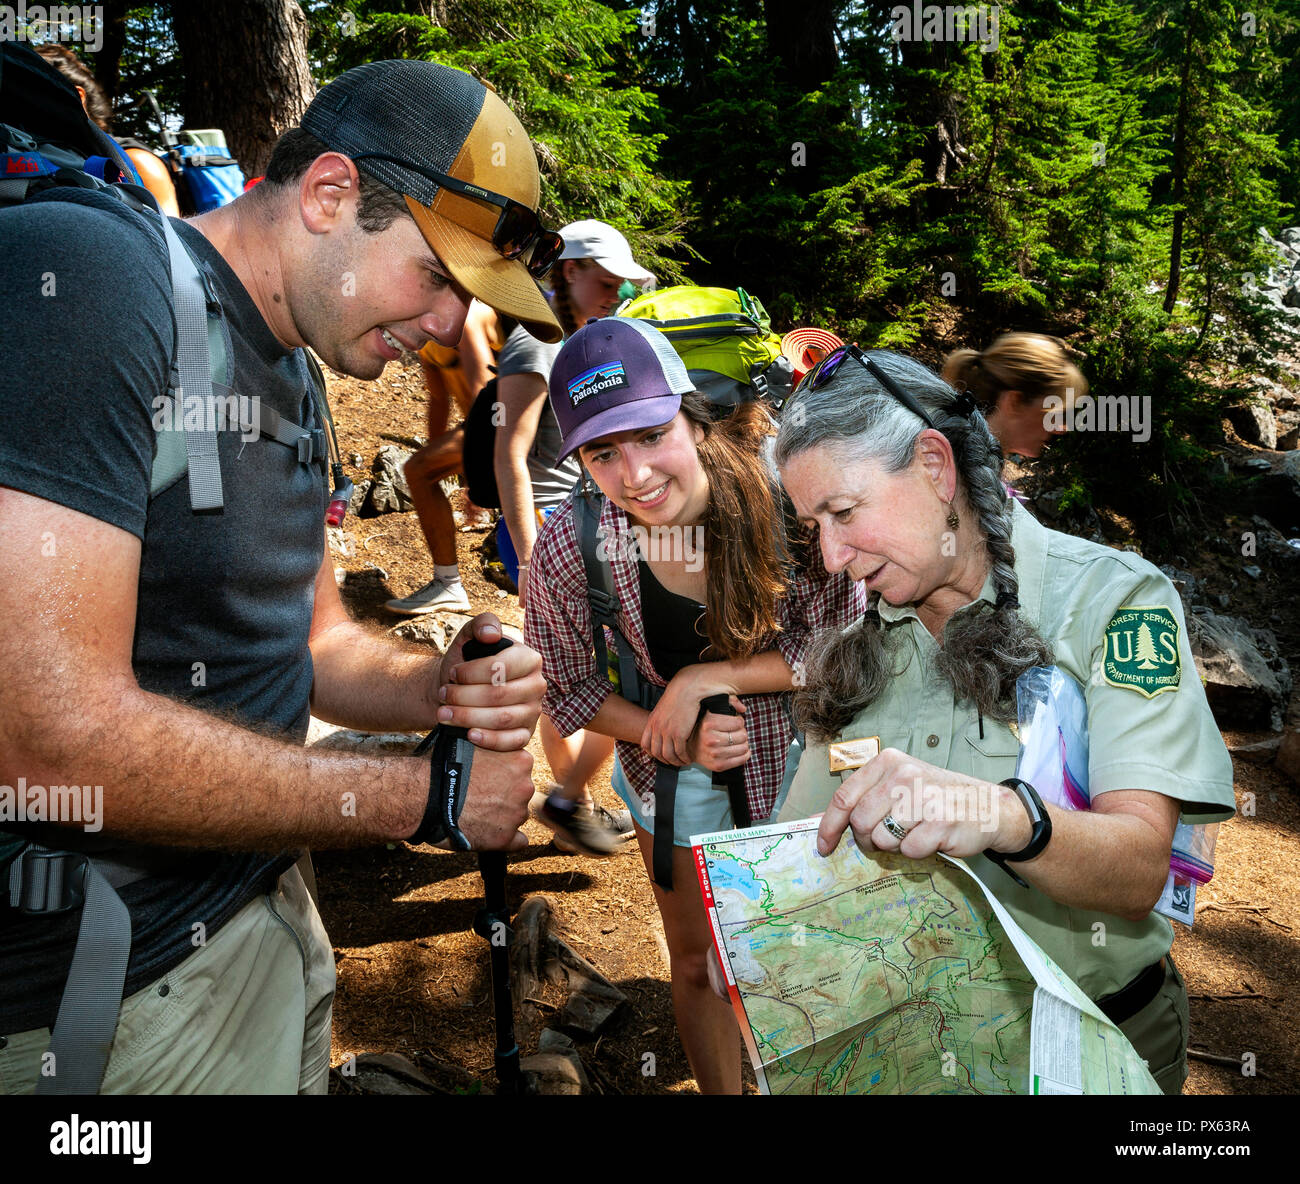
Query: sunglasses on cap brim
352 152 564 279
798 343 940 430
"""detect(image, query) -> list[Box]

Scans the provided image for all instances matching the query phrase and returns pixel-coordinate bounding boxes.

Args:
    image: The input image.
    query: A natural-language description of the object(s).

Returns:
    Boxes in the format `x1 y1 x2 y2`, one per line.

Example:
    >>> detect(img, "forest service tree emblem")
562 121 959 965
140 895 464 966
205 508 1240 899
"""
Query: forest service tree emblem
1102 605 1181 698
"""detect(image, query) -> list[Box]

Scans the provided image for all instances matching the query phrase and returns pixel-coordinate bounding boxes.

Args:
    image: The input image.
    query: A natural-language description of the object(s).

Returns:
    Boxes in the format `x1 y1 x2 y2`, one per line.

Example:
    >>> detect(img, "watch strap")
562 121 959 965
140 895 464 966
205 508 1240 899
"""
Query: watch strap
984 777 1051 888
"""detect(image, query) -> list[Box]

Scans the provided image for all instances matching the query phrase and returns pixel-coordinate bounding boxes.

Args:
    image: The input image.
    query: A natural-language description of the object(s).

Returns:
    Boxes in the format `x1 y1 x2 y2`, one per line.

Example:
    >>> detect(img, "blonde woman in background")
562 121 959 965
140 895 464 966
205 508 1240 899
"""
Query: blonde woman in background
943 333 1087 459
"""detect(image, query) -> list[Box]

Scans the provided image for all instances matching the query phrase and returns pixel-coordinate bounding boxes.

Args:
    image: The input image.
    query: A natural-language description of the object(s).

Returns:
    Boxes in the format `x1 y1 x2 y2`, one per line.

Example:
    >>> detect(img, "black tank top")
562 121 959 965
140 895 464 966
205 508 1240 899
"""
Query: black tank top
638 559 708 681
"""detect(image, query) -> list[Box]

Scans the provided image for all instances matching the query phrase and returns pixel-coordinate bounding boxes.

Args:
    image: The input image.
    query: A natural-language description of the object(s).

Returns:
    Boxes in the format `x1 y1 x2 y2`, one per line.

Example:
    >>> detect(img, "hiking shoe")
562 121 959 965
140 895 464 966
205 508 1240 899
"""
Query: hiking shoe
534 791 634 857
385 578 470 615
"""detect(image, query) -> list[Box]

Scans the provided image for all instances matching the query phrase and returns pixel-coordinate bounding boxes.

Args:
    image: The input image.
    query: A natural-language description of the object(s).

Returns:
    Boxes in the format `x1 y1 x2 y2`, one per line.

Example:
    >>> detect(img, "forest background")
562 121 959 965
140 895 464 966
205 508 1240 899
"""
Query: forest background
73 0 1300 552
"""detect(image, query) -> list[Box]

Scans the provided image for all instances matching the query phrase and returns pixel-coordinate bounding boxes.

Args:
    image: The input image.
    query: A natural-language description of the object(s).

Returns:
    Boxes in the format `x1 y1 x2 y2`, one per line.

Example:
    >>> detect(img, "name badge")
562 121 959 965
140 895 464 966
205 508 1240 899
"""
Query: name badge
829 736 881 772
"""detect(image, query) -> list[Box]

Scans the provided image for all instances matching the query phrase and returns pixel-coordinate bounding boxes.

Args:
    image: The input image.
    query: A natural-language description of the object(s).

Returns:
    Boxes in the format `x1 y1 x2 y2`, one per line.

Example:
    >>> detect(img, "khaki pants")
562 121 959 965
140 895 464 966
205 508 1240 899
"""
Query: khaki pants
1116 955 1189 1096
0 865 334 1095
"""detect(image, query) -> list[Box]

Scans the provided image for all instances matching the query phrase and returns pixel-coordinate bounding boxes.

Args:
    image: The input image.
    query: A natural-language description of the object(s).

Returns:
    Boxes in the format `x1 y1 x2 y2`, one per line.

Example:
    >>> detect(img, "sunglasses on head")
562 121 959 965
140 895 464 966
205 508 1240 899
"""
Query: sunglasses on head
351 152 564 279
799 344 939 430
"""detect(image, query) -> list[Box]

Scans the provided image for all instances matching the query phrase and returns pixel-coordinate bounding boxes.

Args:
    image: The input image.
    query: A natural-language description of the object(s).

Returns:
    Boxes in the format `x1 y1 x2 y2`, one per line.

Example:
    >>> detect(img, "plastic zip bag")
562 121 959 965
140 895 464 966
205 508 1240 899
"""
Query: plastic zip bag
1013 665 1217 926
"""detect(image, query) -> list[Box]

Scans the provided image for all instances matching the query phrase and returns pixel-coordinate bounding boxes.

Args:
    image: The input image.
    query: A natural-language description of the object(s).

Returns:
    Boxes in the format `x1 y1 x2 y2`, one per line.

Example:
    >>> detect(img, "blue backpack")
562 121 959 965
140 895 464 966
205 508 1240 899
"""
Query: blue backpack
167 141 247 214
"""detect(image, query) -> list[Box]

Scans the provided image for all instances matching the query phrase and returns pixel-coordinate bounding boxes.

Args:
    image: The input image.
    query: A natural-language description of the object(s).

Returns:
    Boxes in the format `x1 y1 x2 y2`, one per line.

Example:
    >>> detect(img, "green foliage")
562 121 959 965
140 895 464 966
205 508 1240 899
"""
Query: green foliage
305 0 690 283
82 1 1300 548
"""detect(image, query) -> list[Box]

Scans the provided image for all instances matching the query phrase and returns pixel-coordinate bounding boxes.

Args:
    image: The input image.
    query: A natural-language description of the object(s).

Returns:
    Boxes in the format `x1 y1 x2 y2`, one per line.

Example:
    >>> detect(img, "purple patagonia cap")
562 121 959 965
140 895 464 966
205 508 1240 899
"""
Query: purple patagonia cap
549 317 695 463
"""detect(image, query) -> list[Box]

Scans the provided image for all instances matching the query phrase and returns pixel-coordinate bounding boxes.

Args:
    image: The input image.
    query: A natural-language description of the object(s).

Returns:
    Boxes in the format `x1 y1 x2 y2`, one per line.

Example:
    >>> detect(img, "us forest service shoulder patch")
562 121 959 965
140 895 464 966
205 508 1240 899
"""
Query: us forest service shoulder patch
1102 605 1181 698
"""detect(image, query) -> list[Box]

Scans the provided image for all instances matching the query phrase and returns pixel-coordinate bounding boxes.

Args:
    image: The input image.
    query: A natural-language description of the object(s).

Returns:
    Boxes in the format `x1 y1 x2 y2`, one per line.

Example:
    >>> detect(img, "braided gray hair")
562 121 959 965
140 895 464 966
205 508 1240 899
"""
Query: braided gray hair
774 350 1053 741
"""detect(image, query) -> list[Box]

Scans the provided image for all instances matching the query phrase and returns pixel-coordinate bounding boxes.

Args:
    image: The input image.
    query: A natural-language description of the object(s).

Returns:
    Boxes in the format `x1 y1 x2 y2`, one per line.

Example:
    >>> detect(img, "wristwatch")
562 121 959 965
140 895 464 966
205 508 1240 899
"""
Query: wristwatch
984 778 1052 888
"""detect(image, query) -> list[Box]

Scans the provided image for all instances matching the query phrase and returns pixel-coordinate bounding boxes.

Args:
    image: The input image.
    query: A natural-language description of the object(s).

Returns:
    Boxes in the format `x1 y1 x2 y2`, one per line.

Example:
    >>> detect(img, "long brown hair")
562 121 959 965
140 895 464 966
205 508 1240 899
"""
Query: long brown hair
678 393 787 661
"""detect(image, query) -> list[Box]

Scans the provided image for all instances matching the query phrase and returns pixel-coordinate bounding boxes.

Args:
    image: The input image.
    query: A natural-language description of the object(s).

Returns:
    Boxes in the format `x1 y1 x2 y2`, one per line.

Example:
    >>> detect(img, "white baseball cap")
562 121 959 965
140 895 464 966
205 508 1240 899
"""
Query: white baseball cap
558 219 654 284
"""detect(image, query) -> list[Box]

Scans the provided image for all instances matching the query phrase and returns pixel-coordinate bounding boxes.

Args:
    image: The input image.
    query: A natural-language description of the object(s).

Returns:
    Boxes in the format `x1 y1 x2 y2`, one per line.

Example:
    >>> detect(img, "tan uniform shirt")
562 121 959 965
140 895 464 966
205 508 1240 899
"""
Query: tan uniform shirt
779 499 1235 1000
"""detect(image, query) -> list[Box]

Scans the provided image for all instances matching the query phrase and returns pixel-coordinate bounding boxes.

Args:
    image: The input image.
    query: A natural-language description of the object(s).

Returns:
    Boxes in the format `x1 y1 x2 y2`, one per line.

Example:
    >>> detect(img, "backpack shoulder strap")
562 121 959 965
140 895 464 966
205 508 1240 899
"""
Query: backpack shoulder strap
153 212 224 512
573 484 646 706
148 219 332 507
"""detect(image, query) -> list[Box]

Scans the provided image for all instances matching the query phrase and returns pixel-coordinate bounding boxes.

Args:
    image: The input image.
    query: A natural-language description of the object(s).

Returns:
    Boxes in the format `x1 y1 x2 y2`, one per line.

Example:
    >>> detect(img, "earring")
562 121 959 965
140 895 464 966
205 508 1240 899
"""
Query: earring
946 503 960 531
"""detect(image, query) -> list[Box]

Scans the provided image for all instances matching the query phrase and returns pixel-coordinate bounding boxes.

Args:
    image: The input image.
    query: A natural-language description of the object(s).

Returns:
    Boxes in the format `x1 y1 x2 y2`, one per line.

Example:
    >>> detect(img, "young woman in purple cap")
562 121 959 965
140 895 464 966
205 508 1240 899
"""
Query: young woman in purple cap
523 317 863 1093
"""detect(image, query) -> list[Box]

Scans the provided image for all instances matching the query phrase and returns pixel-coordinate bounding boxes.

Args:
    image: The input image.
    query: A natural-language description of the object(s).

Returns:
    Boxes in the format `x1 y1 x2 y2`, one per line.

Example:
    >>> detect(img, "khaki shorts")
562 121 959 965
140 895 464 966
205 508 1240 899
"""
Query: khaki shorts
0 865 335 1095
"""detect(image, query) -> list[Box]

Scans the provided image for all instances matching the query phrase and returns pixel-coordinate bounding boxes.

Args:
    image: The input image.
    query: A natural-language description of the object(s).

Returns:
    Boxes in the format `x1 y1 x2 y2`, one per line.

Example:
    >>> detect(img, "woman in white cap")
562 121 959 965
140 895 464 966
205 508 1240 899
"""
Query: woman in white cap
524 318 863 1092
496 221 655 855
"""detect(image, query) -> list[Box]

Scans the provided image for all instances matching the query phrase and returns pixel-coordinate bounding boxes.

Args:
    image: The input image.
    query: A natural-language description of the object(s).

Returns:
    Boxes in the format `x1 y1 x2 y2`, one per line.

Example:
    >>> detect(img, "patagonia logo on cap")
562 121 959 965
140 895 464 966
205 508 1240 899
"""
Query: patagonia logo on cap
568 361 628 407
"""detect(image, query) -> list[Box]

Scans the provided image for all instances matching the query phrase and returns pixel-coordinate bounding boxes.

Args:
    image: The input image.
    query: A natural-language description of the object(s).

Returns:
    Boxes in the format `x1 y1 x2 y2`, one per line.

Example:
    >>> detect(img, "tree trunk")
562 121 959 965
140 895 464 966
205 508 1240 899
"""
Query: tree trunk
168 0 315 178
763 0 842 84
94 0 132 103
1163 4 1197 315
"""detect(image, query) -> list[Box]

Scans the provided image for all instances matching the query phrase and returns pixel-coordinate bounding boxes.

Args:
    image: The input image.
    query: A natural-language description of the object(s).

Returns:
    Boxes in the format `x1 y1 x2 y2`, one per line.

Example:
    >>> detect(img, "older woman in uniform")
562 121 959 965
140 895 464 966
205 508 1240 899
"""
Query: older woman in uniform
772 347 1235 1094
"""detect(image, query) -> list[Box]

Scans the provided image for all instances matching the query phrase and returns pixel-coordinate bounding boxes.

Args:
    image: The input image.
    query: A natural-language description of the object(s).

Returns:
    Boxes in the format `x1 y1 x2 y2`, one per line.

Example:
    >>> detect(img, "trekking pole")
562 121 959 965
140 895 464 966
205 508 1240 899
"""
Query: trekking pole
413 635 523 1095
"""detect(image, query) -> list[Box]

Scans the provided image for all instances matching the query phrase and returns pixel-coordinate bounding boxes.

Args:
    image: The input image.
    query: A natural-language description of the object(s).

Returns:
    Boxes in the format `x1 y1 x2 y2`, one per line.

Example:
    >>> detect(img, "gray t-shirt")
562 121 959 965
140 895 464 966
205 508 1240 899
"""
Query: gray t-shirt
0 189 323 1031
497 323 581 507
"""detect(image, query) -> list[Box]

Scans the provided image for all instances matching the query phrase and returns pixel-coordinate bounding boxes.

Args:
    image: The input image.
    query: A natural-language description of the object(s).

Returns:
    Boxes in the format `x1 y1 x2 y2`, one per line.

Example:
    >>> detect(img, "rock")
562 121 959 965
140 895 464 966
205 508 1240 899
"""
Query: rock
1250 516 1300 569
1034 488 1103 535
519 1050 591 1095
1286 284 1300 310
1159 565 1199 608
1281 228 1300 249
1277 409 1300 450
1243 565 1262 580
538 1028 577 1054
1249 376 1290 405
390 615 458 651
510 895 628 1042
306 717 423 753
1187 610 1292 731
348 451 364 467
1228 402 1278 449
363 445 414 515
1247 459 1300 534
342 1053 447 1095
326 524 351 558
390 614 524 651
349 478 371 514
1278 729 1300 784
1237 456 1273 473
1228 736 1282 765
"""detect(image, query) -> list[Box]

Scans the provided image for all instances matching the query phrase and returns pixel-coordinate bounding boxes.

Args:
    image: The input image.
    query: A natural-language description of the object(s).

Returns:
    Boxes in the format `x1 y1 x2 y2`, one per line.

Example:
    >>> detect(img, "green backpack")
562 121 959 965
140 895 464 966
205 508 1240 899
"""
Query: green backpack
617 285 794 412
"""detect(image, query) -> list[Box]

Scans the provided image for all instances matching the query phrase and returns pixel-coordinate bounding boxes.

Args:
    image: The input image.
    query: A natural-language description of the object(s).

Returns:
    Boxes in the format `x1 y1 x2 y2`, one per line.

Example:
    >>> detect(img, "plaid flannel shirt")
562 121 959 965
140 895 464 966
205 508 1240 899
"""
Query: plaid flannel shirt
524 492 865 821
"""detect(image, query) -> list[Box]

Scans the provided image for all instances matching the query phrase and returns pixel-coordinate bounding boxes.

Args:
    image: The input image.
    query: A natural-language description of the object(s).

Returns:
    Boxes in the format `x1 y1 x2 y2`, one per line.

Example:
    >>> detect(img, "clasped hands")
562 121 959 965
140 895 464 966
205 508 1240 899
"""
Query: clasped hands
639 666 749 772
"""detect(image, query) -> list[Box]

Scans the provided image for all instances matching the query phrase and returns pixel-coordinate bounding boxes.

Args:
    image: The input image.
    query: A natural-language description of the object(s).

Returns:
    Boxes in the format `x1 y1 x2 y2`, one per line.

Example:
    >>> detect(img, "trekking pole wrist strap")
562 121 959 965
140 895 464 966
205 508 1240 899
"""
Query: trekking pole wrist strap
407 636 511 850
410 725 474 850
